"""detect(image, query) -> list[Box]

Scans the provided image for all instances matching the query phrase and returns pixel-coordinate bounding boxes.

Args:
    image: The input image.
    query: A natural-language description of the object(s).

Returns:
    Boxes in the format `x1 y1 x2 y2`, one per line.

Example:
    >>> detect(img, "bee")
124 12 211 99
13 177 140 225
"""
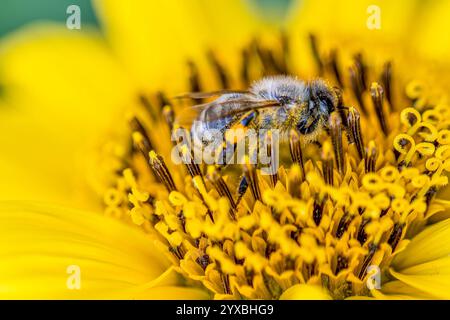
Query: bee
179 75 339 145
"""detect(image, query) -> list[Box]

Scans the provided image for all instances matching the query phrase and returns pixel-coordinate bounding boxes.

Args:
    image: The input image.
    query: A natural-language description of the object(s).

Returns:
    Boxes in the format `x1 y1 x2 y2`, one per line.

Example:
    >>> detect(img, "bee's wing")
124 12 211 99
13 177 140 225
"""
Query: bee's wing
174 89 250 100
175 98 281 128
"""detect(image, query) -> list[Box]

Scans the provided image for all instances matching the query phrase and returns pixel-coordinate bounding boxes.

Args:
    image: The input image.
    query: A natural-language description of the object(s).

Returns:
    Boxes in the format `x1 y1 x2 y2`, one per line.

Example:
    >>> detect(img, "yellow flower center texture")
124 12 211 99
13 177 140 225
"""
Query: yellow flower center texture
101 34 450 299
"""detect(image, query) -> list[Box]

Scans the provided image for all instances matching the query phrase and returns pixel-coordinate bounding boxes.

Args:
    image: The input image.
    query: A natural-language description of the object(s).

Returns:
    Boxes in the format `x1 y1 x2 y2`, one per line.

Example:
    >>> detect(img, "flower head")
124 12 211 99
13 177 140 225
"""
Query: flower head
1 0 450 300
102 33 450 299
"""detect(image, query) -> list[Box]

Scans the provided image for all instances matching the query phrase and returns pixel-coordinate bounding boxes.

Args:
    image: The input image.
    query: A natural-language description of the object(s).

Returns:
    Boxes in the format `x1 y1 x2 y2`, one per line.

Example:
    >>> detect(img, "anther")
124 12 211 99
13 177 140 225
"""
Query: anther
206 166 237 219
387 223 403 252
207 50 229 89
187 60 202 96
162 105 175 131
330 112 345 174
138 94 158 122
130 117 155 153
365 141 377 172
336 214 352 238
313 201 324 226
353 53 368 90
321 141 334 185
380 61 393 109
289 129 305 179
242 157 261 201
347 107 365 160
280 31 290 74
179 144 202 178
335 255 349 275
266 131 278 187
349 65 368 115
328 49 343 87
357 218 370 245
333 87 350 136
149 151 177 192
358 243 377 280
371 82 389 135
309 33 324 75
157 91 172 109
240 48 251 85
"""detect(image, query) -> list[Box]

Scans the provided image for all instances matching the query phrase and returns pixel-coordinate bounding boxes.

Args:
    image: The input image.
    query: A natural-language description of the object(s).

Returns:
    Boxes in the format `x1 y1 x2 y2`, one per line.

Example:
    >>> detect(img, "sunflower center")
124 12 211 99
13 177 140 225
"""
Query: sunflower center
101 35 450 299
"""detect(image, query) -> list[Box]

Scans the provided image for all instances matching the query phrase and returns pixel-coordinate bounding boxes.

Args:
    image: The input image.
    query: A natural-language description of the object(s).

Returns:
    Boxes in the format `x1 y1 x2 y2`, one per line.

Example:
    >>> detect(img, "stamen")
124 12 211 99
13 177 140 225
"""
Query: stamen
328 49 343 87
349 65 368 114
207 50 229 89
336 213 352 238
365 141 377 172
149 151 177 192
309 33 324 75
196 253 210 270
347 107 365 160
353 53 368 90
138 94 158 121
240 48 251 85
131 131 162 183
253 40 282 75
157 91 172 109
358 243 377 280
289 129 305 179
206 166 237 219
130 117 155 154
371 82 389 135
329 112 345 174
179 144 202 178
334 87 348 130
280 31 290 74
321 141 334 185
357 218 370 245
187 60 202 95
266 131 278 187
242 157 261 201
264 48 284 74
313 201 324 226
162 105 175 131
380 61 393 109
335 255 349 275
387 223 403 251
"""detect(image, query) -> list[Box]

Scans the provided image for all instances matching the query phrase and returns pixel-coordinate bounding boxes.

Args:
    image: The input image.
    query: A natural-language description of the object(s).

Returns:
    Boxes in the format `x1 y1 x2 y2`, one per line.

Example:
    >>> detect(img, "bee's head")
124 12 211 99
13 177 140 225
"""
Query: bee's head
308 79 338 115
296 79 338 136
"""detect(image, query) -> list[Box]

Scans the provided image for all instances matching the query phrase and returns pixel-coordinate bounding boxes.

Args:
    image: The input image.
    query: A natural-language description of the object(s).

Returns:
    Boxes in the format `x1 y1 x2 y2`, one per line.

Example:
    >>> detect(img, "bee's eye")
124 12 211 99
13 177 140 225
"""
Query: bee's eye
318 95 335 113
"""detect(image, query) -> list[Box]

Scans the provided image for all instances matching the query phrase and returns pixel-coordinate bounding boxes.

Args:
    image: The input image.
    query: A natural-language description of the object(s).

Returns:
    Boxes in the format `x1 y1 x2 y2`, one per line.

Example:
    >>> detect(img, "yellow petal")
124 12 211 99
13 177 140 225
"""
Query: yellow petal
289 0 421 40
392 218 450 270
93 0 266 92
287 0 426 75
0 24 134 209
413 0 450 62
389 219 450 299
0 201 201 299
390 258 450 300
279 284 332 300
372 281 435 300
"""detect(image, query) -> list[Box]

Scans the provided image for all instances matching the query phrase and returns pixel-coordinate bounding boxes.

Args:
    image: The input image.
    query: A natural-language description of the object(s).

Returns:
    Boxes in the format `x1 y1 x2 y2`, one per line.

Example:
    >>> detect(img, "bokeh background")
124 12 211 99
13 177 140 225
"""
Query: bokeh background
0 0 293 36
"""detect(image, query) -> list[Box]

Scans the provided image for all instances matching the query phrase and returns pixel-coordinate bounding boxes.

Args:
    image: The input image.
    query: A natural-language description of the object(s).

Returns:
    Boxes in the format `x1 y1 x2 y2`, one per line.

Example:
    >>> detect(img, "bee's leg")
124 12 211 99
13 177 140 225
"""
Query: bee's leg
211 110 259 174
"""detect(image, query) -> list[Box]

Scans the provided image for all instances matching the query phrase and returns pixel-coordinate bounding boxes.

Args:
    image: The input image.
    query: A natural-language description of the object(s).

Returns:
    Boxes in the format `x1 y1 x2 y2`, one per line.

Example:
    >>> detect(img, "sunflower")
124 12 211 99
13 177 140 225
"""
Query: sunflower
1 0 450 300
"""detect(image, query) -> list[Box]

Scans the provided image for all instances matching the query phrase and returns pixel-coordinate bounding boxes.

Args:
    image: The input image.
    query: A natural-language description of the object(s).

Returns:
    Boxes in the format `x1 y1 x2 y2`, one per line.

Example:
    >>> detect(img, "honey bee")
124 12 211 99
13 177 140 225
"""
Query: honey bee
180 75 339 144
